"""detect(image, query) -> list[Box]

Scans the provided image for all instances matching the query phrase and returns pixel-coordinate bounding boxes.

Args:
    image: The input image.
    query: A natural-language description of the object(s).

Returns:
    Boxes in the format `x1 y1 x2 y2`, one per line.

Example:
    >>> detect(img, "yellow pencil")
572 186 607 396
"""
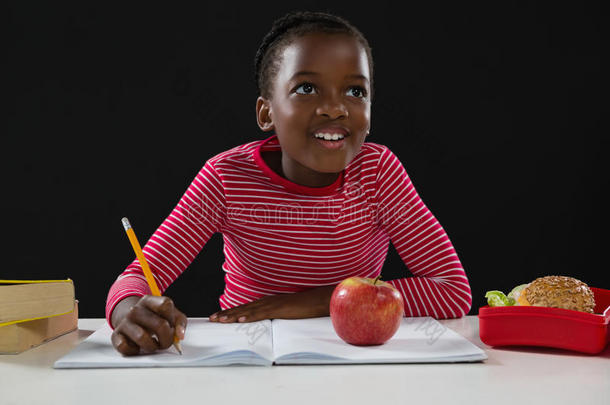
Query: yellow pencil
121 217 183 355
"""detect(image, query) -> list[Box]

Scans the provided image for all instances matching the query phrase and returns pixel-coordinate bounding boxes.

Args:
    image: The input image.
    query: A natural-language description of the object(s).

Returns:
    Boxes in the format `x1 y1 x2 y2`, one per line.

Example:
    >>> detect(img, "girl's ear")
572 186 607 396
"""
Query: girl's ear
256 96 274 132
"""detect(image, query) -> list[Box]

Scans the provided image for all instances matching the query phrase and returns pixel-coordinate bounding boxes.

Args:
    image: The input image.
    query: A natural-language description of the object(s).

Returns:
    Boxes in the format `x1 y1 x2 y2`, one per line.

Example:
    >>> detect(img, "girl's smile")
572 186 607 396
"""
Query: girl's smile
256 32 371 188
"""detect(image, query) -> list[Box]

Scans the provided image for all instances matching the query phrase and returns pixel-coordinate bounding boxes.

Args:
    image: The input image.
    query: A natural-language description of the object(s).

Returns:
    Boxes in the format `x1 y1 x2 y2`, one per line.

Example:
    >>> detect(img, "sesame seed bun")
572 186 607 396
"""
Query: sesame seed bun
521 275 595 313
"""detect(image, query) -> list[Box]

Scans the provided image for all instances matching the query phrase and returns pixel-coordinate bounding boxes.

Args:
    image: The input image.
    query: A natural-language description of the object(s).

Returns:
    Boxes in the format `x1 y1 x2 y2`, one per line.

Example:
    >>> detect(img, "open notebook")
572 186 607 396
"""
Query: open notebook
54 316 486 368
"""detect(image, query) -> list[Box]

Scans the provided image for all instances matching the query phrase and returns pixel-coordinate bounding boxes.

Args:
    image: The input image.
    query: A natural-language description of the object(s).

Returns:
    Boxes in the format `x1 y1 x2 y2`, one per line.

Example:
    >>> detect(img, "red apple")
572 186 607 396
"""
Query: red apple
330 275 404 345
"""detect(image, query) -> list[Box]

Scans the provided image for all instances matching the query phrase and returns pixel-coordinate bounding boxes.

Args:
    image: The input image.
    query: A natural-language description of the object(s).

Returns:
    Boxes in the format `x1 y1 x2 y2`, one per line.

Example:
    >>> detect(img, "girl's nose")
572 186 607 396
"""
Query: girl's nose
316 95 348 119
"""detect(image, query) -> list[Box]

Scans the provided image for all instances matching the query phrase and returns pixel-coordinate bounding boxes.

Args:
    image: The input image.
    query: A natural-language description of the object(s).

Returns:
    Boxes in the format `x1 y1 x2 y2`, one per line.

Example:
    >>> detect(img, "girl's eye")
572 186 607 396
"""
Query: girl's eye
347 86 367 99
294 83 367 98
295 83 316 95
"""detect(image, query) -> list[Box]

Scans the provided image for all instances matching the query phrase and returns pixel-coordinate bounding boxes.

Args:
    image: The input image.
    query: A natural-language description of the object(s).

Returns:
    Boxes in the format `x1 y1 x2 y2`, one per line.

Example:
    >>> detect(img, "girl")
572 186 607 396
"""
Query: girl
108 11 472 356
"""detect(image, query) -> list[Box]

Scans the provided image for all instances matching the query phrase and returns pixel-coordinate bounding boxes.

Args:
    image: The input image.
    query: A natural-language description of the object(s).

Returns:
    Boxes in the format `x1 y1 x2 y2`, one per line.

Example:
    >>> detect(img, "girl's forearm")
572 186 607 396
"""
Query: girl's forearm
299 285 337 317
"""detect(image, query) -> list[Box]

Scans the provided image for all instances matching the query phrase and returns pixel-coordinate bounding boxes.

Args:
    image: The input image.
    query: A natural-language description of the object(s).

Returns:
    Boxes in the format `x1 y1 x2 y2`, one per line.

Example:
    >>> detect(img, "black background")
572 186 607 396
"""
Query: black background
6 2 607 318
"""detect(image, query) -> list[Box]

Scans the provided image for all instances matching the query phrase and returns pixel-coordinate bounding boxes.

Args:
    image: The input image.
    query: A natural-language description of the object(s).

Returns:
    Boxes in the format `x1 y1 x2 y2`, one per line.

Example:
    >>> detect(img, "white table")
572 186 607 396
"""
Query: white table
0 316 608 405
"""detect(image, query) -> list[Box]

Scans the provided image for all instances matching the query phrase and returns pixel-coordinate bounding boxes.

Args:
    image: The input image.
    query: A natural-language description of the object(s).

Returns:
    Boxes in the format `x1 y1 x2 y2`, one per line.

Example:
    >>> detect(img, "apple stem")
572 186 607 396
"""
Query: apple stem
373 275 381 285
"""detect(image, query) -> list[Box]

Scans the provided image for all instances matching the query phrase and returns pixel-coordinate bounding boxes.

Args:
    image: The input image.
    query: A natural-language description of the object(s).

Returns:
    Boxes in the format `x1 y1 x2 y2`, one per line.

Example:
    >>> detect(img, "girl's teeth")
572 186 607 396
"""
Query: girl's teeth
315 133 344 140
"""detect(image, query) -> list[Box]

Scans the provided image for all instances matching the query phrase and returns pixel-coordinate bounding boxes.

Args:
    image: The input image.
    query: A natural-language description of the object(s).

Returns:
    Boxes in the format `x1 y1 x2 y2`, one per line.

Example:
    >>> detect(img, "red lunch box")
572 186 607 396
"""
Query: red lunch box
478 286 610 354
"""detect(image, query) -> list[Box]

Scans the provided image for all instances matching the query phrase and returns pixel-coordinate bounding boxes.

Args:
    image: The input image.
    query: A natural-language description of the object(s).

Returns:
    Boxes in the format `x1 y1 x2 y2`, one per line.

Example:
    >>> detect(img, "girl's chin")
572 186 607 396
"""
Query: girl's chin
304 153 353 175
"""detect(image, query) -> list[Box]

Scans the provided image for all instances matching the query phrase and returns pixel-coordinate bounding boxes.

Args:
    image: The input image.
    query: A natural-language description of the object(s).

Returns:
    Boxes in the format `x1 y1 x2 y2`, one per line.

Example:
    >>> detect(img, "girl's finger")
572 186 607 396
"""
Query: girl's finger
119 321 160 353
209 312 223 321
127 304 174 349
141 295 176 324
174 309 188 339
210 311 233 321
220 312 244 322
219 313 233 322
111 330 140 356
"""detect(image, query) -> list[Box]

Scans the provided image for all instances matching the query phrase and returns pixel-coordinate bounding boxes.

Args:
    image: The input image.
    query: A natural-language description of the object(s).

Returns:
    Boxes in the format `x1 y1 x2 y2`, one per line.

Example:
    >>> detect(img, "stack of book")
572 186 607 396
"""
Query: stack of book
0 279 78 354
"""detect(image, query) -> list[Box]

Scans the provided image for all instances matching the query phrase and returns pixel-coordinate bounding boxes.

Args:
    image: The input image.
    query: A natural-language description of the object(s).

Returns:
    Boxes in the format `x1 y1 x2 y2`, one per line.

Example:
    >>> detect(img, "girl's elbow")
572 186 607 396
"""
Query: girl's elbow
442 289 473 319
455 291 473 318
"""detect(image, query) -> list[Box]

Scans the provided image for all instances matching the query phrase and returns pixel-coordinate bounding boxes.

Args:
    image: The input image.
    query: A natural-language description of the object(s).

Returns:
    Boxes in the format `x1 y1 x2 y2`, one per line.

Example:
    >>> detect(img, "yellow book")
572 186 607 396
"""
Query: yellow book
0 300 78 354
0 279 75 326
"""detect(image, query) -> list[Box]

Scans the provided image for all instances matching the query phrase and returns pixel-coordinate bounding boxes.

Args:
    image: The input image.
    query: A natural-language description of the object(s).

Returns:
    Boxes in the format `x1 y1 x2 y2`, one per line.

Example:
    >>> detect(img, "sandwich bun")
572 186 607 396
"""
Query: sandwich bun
518 275 595 313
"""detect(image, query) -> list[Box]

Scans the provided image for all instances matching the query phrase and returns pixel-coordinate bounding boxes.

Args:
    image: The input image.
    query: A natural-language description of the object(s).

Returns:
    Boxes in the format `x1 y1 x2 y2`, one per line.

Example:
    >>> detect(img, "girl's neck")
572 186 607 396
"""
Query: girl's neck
261 150 340 188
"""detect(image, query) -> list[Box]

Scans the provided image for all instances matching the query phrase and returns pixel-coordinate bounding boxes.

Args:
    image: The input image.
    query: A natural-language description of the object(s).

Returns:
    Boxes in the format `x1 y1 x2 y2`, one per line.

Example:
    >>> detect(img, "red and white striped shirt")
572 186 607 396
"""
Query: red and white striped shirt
106 134 472 326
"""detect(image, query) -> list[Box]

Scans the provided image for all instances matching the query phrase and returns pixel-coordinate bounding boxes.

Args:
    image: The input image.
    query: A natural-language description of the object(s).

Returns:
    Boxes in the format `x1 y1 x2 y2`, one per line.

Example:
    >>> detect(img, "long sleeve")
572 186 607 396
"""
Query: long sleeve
375 148 472 319
105 160 226 327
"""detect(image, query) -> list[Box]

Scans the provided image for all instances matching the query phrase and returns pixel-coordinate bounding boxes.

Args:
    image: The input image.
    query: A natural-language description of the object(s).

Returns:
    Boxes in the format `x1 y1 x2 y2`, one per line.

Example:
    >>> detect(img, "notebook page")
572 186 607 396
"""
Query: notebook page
271 316 487 364
54 318 273 368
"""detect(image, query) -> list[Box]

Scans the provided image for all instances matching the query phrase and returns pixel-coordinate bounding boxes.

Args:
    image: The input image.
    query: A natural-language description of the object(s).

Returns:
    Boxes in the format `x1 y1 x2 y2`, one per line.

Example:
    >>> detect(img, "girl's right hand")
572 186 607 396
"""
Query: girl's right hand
110 295 187 356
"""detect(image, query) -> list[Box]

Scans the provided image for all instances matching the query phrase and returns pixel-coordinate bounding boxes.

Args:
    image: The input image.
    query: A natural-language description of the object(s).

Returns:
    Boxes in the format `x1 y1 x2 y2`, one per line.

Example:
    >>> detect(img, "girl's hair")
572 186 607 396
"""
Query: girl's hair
254 10 374 102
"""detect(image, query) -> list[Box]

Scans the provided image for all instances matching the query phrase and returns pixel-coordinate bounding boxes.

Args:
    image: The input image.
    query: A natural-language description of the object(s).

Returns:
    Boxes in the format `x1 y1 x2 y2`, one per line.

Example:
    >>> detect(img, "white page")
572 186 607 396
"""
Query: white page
271 316 487 364
54 318 273 368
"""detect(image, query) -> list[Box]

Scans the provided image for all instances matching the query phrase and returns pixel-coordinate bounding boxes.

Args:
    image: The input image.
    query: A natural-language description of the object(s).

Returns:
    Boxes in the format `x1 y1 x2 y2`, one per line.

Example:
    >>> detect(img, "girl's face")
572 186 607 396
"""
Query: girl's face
256 33 371 188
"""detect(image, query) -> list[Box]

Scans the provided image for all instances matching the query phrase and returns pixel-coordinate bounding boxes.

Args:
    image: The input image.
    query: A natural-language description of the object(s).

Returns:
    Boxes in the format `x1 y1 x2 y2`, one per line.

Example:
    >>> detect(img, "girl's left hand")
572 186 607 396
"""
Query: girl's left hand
208 285 336 323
